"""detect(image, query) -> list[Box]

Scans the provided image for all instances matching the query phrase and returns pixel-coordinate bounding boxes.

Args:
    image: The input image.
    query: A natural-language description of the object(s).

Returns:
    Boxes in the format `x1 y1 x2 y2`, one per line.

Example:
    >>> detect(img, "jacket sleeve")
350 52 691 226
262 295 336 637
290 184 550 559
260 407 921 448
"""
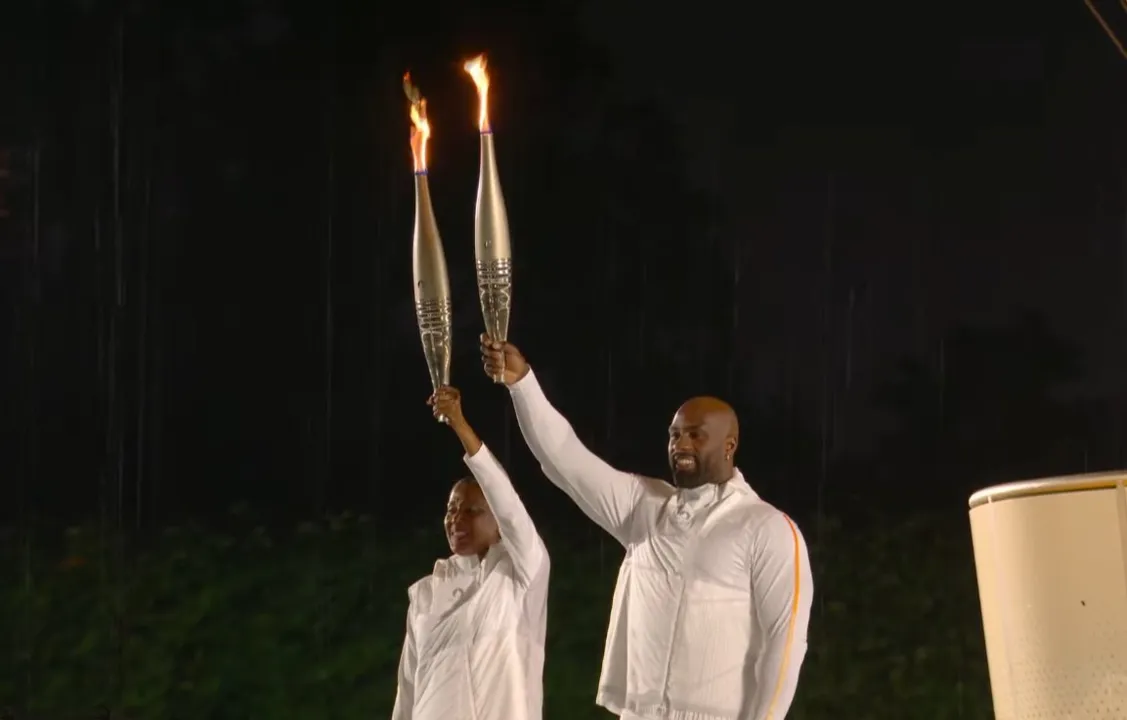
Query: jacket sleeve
745 513 814 720
390 599 418 720
464 443 547 587
507 369 648 545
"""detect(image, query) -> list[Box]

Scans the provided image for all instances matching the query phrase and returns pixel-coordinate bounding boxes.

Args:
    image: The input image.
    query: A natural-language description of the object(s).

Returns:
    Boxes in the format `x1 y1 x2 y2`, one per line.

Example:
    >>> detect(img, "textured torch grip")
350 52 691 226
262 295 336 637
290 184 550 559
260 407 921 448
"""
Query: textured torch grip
476 258 512 383
415 297 453 422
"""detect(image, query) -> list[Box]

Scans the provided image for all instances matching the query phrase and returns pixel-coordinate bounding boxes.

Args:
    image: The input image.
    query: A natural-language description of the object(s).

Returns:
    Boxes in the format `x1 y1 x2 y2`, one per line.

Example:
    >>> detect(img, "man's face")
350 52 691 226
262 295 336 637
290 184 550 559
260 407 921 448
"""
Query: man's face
668 406 730 488
444 480 500 557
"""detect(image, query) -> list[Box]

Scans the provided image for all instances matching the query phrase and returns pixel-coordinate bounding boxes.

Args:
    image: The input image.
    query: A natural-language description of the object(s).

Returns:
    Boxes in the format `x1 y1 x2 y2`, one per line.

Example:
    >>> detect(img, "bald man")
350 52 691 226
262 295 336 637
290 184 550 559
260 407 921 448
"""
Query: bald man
480 335 813 720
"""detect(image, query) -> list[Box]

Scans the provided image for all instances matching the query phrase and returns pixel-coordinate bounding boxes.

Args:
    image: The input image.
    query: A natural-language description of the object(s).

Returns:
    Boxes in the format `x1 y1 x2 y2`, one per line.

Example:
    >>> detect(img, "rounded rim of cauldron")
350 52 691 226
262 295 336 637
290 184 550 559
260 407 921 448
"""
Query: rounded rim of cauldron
968 471 1127 509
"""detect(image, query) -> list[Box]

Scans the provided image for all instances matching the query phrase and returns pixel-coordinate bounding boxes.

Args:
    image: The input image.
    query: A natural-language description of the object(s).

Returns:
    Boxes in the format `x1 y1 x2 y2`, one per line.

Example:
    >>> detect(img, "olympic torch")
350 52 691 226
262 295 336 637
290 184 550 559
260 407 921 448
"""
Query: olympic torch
404 73 452 422
464 55 512 382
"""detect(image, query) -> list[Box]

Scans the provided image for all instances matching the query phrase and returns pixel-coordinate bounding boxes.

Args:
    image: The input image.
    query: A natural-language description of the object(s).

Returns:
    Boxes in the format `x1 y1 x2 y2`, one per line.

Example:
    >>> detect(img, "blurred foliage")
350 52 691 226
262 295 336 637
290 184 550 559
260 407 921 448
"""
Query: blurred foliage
0 510 992 719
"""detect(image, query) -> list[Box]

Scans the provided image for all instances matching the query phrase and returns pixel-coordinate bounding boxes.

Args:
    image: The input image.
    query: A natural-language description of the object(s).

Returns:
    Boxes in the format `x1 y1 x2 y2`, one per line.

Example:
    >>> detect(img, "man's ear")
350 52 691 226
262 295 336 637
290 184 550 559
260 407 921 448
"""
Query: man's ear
725 437 738 457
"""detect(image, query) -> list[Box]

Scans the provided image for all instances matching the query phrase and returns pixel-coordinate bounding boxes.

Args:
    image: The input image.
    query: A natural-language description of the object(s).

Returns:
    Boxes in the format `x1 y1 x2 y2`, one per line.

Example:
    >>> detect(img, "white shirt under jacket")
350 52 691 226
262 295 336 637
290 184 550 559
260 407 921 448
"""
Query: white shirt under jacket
391 444 550 720
508 370 814 720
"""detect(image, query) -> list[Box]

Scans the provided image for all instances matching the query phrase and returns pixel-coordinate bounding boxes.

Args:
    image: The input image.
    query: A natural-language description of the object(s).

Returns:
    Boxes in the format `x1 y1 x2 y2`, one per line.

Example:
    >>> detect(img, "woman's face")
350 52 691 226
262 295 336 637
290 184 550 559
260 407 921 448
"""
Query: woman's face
444 480 499 558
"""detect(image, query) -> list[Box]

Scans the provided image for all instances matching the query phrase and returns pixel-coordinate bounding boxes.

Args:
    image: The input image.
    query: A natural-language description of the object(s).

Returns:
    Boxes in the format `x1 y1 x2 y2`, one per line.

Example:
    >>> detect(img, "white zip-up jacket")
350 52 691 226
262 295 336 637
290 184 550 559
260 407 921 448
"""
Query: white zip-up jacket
508 370 813 720
391 444 550 720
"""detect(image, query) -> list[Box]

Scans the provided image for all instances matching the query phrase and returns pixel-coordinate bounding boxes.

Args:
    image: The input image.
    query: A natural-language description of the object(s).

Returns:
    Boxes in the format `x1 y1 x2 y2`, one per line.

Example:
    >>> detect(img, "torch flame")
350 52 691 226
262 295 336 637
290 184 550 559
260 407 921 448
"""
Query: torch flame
404 72 430 173
463 54 491 133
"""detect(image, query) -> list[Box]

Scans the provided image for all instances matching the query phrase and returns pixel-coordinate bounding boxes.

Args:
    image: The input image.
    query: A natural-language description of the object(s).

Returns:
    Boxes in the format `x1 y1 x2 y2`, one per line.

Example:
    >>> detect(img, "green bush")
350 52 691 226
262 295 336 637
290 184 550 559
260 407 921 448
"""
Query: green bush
0 512 992 719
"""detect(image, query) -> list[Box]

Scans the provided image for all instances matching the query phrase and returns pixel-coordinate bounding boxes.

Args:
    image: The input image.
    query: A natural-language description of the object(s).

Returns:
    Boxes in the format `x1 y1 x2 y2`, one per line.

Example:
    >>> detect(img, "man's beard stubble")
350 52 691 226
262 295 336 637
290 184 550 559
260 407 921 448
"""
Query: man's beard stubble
675 453 732 488
672 464 705 488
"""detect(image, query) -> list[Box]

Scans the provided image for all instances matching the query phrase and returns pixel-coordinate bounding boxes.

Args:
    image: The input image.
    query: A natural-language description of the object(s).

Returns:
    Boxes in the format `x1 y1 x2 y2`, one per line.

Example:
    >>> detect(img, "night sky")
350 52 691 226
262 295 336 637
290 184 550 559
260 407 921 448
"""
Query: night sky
589 0 1127 415
2 0 1127 531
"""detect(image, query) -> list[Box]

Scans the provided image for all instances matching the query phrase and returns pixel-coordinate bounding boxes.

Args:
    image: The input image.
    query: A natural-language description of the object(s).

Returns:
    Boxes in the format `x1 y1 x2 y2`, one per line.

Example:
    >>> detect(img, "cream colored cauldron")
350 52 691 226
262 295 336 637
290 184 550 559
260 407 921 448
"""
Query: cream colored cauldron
968 472 1127 718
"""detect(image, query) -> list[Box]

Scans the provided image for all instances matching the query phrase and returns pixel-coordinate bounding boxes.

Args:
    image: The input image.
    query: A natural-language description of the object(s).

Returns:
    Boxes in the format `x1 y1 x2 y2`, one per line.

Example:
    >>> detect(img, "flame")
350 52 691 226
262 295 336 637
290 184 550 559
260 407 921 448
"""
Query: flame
463 54 491 133
404 72 430 173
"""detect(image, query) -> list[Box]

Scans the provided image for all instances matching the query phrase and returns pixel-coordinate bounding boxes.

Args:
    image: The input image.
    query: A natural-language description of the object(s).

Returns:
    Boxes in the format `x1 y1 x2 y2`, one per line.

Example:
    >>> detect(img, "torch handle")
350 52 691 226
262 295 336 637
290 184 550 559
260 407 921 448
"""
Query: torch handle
475 258 512 384
414 297 453 424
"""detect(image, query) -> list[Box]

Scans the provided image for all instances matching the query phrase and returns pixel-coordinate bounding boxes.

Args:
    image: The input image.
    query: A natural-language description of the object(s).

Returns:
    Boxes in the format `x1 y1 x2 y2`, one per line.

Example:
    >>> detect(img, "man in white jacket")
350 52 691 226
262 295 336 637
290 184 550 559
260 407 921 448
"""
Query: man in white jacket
481 335 813 720
391 386 550 720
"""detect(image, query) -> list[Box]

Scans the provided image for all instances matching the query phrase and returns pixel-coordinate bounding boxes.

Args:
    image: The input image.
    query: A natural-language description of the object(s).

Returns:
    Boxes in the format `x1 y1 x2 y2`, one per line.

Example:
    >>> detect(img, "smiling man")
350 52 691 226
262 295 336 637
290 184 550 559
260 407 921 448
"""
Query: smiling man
668 395 739 488
391 386 550 720
481 334 814 720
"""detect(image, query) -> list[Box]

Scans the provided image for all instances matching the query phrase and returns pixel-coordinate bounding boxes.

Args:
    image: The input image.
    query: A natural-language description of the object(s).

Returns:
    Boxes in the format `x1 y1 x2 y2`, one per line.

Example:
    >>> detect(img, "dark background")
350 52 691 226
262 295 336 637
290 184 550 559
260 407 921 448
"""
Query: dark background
2 0 1126 715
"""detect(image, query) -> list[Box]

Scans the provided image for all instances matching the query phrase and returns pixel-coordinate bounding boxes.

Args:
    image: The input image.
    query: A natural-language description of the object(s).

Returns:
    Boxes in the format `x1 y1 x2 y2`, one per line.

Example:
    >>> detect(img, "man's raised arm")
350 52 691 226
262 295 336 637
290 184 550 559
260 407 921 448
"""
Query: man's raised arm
482 336 648 545
509 368 646 544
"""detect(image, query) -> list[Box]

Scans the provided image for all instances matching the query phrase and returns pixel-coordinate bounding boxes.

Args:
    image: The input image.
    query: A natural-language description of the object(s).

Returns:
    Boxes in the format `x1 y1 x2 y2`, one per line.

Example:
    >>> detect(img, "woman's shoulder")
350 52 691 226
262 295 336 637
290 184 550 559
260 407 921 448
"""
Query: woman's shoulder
405 557 452 609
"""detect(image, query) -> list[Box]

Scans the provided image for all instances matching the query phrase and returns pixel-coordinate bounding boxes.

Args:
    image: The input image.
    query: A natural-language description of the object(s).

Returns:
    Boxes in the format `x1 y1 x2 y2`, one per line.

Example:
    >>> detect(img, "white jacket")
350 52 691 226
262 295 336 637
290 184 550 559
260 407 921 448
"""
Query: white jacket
391 444 550 720
509 370 813 720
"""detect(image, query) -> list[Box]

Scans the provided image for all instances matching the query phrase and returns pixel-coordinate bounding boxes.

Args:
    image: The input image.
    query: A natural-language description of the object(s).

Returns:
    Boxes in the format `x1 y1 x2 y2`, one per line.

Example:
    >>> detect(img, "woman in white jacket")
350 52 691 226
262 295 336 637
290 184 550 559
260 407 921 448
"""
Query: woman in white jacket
391 385 550 720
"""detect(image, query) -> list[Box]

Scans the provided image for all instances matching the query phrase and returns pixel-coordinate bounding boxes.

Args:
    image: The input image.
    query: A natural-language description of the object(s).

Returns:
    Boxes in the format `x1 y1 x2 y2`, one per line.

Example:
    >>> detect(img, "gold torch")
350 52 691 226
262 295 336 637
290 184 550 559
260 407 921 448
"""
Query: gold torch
404 73 452 422
464 54 512 382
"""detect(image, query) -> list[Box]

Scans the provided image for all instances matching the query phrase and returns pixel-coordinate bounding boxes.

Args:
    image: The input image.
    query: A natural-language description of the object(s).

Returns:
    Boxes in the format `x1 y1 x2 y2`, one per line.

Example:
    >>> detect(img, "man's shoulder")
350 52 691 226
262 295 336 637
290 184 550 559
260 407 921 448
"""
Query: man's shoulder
731 495 805 537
